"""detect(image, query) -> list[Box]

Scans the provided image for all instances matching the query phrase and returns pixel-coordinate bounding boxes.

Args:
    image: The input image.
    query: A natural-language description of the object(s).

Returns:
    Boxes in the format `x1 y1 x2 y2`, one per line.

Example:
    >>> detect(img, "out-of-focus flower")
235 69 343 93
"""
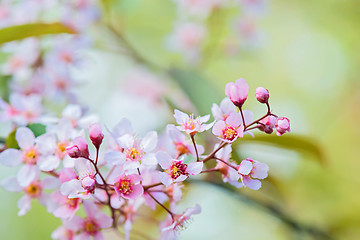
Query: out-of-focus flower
275 117 290 136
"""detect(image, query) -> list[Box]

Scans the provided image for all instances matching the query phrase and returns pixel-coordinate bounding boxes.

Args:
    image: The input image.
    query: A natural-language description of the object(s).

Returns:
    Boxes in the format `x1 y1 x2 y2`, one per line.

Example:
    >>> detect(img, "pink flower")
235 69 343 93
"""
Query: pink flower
0 127 51 186
66 201 112 239
212 112 244 143
275 117 290 136
211 97 237 121
51 222 75 240
89 123 104 148
225 78 249 107
214 145 241 188
52 190 82 220
174 109 214 136
166 124 204 158
237 158 269 190
156 151 203 187
2 176 59 216
112 173 144 200
161 204 201 238
255 87 269 103
60 159 96 199
105 130 158 170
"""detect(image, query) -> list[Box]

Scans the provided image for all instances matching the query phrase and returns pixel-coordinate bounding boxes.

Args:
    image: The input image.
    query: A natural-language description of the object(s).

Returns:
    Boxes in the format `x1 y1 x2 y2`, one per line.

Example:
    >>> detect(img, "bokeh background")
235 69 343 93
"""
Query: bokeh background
0 0 359 239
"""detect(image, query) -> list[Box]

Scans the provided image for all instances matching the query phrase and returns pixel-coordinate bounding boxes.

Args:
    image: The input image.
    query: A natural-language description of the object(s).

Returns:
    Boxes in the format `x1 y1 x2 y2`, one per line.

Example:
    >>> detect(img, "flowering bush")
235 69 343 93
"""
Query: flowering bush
0 0 293 239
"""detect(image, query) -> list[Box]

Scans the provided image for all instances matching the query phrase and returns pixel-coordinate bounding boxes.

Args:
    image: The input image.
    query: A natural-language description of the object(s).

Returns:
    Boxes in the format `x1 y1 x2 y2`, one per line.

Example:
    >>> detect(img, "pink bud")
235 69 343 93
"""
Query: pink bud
89 123 104 148
66 136 89 158
81 176 96 192
275 117 290 136
65 145 81 158
256 87 269 104
259 116 276 134
225 78 249 108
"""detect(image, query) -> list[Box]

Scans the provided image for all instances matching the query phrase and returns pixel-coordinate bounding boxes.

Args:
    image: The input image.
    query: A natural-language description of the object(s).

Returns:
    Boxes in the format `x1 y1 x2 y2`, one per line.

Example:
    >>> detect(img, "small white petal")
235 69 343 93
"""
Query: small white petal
16 127 35 150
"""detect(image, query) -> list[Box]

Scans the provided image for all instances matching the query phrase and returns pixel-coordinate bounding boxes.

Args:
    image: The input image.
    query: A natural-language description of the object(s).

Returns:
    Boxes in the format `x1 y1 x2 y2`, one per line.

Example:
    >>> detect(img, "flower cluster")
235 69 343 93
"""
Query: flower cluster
0 76 290 239
0 0 100 126
166 0 269 63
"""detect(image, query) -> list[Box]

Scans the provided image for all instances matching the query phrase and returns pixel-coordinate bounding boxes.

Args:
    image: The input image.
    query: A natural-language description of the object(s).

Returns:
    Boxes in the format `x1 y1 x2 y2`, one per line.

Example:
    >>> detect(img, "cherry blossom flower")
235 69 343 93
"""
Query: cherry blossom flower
60 159 96 199
105 130 158 170
225 78 249 108
52 190 82 220
89 123 104 148
214 145 241 188
166 124 204 158
156 151 203 187
2 176 59 216
237 158 269 190
66 201 112 240
174 109 214 136
161 204 201 239
112 173 144 200
211 97 237 121
212 112 244 143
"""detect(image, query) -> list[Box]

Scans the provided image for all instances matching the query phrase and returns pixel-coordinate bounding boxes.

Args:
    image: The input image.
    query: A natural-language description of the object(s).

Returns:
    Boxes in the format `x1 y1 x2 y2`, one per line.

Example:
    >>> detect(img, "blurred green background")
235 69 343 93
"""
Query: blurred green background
1 0 360 239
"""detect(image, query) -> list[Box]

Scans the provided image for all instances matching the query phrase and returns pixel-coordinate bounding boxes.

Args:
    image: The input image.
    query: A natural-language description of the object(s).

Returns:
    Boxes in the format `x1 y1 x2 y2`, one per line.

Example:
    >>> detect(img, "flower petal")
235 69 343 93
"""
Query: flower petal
141 131 157 152
186 162 203 175
238 160 253 176
16 127 35 150
0 148 22 167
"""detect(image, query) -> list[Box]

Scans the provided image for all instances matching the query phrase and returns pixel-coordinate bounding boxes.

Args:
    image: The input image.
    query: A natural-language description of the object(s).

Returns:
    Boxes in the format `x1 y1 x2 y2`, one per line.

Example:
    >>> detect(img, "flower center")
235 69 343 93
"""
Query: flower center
83 219 99 235
23 149 39 165
25 182 42 198
175 143 189 156
116 179 133 195
56 142 67 159
66 198 80 209
125 147 143 161
222 126 237 141
170 161 187 179
184 118 198 131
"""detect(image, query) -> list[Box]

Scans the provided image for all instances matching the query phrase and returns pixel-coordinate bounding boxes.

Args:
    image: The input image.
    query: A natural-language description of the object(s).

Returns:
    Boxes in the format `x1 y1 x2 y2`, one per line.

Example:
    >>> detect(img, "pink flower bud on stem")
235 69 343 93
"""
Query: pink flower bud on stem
275 117 290 136
256 87 269 104
66 136 89 158
89 123 104 149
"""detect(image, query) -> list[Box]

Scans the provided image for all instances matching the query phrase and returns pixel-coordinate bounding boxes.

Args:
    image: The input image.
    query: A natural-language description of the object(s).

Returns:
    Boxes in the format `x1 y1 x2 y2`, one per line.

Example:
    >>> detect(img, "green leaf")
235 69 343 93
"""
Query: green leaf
238 134 325 164
168 68 222 115
0 23 76 45
6 130 19 149
27 123 46 137
0 75 11 101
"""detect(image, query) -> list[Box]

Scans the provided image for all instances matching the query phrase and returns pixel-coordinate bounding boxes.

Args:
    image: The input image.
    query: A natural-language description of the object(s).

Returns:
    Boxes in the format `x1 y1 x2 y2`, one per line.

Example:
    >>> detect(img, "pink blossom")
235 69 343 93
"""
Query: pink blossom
2 176 59 216
255 87 269 103
237 158 269 190
211 97 237 121
156 151 203 187
112 173 144 200
89 123 104 148
60 159 96 199
214 145 241 188
52 190 82 220
275 117 290 136
212 112 244 143
225 78 249 107
174 109 214 136
161 204 201 238
66 201 112 239
166 124 204 158
105 130 158 169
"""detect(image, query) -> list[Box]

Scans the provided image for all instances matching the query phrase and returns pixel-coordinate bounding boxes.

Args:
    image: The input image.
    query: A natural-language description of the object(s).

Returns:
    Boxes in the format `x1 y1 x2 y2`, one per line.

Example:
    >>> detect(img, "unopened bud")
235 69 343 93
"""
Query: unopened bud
89 123 104 148
255 87 269 104
275 117 290 136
